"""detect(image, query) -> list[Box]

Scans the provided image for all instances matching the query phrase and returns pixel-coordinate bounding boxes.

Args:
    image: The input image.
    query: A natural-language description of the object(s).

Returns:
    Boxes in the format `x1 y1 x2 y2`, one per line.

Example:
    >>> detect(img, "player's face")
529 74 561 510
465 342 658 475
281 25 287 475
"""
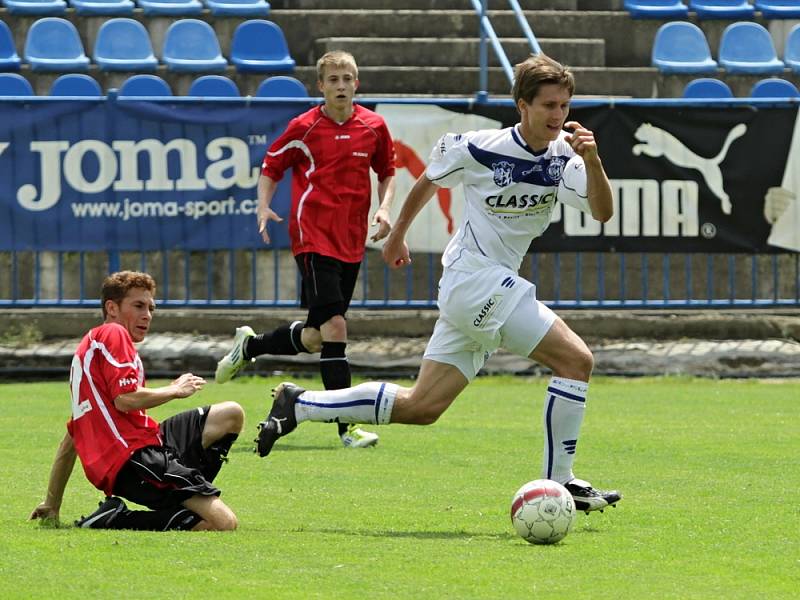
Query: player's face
318 66 358 111
105 287 155 343
517 84 572 151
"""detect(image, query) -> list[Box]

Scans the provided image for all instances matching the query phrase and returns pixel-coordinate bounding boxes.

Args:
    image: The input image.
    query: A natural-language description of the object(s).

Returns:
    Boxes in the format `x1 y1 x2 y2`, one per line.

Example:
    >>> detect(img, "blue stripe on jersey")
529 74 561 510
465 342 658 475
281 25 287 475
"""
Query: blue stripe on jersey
466 142 570 187
546 385 586 403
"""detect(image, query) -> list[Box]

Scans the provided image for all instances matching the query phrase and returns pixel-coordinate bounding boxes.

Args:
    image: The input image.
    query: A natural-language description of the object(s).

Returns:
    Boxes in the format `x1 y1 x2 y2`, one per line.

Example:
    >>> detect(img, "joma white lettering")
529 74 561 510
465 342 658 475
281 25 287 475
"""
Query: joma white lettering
14 137 261 211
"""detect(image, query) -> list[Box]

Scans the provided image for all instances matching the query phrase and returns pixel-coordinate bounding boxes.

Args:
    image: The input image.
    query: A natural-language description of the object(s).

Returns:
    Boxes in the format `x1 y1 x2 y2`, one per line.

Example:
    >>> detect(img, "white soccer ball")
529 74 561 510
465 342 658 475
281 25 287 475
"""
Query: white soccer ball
510 479 576 545
557 155 590 213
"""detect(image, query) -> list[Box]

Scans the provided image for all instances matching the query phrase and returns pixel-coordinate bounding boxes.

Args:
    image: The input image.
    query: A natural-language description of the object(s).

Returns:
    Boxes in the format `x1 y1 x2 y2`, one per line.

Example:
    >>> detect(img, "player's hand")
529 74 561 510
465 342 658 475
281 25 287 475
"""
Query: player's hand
564 121 599 161
382 234 411 269
763 186 794 224
257 206 283 245
370 207 392 242
29 502 59 524
171 373 206 398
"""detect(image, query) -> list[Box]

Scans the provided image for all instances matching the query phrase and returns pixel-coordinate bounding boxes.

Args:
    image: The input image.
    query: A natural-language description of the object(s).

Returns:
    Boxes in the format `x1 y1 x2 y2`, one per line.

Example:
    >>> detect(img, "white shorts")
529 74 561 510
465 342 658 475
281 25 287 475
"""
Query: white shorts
423 266 557 381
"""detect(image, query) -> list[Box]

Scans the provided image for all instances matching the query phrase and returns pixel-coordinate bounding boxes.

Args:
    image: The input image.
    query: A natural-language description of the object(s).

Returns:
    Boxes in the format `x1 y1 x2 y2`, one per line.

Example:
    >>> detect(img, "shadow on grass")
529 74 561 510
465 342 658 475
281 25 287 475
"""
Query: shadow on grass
231 443 337 454
309 527 513 541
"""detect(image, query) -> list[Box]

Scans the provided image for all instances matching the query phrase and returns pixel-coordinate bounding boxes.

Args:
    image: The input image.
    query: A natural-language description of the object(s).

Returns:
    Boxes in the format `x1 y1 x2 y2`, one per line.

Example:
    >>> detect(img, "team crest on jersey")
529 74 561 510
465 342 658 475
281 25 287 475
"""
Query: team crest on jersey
546 157 566 182
492 161 515 187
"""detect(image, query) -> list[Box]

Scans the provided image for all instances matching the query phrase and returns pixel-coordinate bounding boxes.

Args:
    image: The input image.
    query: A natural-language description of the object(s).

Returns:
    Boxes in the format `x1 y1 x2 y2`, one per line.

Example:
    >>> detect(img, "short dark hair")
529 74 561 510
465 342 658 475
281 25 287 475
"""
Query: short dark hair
512 54 575 107
101 271 156 318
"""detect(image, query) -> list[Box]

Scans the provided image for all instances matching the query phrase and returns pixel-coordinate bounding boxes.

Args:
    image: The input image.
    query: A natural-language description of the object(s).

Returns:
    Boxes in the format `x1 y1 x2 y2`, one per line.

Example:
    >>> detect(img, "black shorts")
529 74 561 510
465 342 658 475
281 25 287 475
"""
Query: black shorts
113 406 221 511
295 252 361 329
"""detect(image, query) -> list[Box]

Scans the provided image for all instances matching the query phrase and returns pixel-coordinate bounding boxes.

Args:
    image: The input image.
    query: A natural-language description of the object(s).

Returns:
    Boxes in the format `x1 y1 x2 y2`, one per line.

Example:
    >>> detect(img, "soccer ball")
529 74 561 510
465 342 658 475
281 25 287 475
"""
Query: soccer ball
510 479 576 545
556 155 590 213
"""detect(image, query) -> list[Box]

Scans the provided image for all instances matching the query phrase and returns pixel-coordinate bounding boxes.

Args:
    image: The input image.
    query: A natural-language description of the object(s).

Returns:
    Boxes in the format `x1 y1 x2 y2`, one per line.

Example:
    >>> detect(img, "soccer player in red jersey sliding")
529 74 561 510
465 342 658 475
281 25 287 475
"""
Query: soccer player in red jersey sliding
30 271 242 531
215 50 396 449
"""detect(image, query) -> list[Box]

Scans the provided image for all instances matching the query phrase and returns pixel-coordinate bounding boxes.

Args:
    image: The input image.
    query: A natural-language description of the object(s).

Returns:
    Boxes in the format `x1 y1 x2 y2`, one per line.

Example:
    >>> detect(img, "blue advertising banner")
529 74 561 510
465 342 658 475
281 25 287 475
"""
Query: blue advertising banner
0 98 307 251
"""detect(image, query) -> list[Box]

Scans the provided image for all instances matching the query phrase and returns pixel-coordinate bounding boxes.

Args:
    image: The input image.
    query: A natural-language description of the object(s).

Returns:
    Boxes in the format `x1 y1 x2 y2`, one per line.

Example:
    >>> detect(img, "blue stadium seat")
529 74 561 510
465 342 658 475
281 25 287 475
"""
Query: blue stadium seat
2 0 67 15
689 0 755 19
0 21 22 71
93 18 158 72
162 19 228 73
755 1 800 18
682 77 734 98
0 72 34 96
750 77 800 98
188 75 240 97
136 0 202 15
49 73 103 96
624 1 689 18
719 22 785 75
204 0 269 17
118 74 172 96
24 18 91 72
652 22 718 74
230 20 295 73
69 0 134 14
784 23 800 74
256 75 308 97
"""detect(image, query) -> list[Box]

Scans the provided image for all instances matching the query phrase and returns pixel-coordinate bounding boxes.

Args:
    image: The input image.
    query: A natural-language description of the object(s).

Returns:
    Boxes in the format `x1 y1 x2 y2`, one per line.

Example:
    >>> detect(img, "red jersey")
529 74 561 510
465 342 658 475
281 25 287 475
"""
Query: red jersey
262 104 396 263
67 322 161 495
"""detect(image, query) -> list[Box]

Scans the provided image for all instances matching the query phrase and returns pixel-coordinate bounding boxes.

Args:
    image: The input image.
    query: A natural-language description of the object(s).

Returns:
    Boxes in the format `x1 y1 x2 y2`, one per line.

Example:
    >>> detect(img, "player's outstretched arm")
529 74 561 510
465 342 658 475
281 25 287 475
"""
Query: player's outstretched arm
256 175 284 245
382 174 440 268
564 120 613 223
114 373 206 412
30 432 77 525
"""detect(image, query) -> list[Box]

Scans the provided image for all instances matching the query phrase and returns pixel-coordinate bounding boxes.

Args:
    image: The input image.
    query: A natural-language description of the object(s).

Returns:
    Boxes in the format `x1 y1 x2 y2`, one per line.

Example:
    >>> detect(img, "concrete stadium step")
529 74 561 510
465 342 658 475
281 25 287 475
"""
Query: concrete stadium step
291 65 657 97
314 37 605 68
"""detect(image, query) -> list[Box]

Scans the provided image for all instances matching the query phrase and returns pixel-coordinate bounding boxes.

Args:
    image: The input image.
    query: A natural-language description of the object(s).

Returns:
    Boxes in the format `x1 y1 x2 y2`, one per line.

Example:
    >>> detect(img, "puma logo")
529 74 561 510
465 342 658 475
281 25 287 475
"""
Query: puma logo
632 122 747 215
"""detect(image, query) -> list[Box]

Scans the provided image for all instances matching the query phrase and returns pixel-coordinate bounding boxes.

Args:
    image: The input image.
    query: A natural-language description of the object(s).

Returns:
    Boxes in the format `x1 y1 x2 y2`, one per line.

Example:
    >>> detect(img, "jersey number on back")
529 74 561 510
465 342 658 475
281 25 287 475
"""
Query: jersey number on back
70 355 92 420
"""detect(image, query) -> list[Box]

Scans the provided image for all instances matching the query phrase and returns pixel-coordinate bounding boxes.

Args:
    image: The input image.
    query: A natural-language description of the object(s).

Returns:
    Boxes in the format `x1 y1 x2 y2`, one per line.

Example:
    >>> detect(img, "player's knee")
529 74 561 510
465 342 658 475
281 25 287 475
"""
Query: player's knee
322 314 347 340
217 401 245 433
209 510 238 531
557 348 594 381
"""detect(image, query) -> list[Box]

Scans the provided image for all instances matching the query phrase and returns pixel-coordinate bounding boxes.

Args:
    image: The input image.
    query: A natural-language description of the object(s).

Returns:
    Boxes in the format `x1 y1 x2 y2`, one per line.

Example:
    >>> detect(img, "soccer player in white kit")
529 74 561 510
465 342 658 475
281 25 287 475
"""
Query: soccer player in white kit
255 54 622 513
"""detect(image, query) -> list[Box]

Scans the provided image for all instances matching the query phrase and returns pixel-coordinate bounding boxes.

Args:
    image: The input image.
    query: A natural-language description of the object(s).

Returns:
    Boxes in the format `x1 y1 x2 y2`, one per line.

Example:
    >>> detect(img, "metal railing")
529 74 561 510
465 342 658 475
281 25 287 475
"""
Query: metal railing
2 248 798 309
471 0 542 101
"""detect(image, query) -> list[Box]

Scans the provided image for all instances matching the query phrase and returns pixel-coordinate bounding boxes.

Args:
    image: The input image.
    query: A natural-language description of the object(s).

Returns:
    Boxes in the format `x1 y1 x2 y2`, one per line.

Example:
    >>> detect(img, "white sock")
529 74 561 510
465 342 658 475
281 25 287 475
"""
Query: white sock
295 382 398 425
541 376 588 484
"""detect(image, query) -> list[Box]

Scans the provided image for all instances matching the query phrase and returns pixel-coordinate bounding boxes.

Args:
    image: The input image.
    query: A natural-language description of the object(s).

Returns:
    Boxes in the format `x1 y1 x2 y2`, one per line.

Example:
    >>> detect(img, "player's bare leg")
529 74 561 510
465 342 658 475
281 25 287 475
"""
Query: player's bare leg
530 317 621 513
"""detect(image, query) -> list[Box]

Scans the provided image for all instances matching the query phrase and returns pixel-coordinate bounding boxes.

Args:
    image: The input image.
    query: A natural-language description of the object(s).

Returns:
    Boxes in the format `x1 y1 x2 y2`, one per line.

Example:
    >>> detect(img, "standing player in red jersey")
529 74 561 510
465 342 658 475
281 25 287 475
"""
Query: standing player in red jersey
215 51 396 449
30 271 243 531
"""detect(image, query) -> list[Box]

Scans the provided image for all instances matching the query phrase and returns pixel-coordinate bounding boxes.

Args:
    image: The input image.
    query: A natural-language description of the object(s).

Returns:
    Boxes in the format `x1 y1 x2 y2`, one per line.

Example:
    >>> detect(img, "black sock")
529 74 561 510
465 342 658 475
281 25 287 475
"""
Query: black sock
245 321 307 359
320 341 352 435
201 433 238 482
110 505 202 531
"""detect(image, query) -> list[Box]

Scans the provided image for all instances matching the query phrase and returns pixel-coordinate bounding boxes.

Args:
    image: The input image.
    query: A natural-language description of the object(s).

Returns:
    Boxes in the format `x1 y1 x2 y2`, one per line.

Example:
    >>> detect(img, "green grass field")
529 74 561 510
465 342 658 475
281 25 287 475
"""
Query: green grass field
2 376 798 598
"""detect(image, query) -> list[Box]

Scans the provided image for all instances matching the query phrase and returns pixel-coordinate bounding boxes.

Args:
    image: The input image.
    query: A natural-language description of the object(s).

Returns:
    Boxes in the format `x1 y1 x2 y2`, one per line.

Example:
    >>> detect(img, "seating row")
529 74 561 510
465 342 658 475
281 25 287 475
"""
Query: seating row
1 0 269 17
626 0 800 19
0 18 295 73
683 76 800 97
653 20 800 74
0 71 309 96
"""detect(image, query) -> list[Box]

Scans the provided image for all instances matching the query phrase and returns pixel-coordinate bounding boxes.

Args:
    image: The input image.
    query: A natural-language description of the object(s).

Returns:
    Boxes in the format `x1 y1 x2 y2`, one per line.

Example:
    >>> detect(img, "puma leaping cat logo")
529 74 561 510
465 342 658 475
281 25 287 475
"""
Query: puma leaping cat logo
632 123 747 215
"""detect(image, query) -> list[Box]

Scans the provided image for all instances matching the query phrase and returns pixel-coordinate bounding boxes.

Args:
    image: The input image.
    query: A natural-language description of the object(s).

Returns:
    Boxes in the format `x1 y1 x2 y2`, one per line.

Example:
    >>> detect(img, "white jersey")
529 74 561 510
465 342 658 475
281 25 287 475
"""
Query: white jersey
426 124 580 273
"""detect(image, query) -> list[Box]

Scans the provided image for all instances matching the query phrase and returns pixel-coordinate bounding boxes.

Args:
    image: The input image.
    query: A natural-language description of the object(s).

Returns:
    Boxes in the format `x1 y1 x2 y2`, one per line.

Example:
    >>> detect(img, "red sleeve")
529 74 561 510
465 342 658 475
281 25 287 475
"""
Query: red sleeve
95 324 140 400
371 120 396 182
261 117 307 181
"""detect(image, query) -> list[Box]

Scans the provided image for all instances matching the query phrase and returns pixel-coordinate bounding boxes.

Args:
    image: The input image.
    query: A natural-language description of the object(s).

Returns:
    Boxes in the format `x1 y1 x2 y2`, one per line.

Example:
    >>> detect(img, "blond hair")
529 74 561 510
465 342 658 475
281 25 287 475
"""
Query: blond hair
316 50 359 81
512 54 574 106
101 271 156 318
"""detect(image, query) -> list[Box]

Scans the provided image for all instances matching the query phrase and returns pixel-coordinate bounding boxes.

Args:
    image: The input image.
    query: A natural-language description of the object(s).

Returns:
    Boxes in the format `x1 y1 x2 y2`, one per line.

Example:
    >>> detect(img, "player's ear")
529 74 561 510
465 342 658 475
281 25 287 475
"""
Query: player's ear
104 299 119 320
354 78 360 92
